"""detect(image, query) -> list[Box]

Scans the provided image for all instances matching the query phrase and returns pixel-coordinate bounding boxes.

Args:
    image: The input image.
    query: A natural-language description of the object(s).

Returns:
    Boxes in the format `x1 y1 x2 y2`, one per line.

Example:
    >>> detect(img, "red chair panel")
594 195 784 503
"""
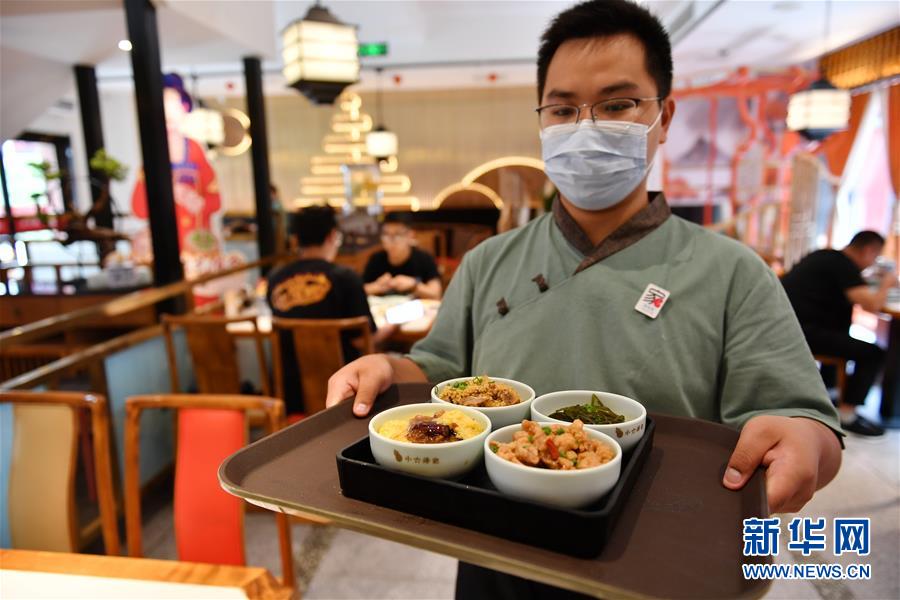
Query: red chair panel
174 408 246 565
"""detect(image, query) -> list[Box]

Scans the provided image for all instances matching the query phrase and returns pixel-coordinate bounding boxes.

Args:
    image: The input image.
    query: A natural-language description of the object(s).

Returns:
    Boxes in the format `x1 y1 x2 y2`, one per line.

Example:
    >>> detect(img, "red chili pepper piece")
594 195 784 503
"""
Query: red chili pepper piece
546 437 559 460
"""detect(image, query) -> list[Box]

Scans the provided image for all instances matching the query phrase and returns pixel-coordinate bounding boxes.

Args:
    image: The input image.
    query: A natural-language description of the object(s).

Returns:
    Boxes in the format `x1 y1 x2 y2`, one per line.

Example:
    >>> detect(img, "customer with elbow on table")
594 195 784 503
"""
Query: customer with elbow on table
363 213 443 300
782 230 895 437
327 1 842 597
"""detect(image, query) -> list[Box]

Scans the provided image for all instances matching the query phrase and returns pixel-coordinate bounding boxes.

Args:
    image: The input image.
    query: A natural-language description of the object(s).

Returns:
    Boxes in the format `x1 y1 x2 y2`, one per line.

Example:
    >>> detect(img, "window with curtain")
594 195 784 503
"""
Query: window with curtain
832 87 897 248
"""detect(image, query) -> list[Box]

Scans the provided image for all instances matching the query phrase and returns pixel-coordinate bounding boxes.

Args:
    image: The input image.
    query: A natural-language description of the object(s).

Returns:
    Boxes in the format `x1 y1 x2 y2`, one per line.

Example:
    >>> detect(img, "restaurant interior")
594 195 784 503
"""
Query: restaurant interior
0 0 898 598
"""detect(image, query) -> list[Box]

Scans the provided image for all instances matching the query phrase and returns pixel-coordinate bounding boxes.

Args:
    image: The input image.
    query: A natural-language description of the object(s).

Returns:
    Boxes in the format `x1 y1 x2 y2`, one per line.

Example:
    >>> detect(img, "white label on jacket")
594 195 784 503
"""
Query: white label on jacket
635 283 670 319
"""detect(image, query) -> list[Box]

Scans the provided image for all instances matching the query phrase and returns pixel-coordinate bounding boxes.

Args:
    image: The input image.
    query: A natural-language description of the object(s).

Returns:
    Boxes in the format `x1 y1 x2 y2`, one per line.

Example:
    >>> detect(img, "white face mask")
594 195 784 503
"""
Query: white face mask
540 111 661 211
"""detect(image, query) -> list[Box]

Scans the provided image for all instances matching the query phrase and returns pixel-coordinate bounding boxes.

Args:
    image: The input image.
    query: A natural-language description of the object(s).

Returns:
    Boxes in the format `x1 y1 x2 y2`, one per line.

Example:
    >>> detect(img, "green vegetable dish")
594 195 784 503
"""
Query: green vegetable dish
547 394 626 425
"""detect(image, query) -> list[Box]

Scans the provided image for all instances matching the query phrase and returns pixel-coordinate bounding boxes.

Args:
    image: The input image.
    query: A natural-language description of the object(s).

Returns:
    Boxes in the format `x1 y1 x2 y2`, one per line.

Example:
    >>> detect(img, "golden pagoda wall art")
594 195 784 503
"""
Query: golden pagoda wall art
296 92 418 213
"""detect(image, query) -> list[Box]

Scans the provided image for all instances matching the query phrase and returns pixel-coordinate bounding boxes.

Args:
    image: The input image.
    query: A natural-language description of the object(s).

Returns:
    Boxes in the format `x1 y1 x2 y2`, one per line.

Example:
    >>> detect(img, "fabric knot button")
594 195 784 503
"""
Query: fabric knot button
496 298 509 316
531 274 549 292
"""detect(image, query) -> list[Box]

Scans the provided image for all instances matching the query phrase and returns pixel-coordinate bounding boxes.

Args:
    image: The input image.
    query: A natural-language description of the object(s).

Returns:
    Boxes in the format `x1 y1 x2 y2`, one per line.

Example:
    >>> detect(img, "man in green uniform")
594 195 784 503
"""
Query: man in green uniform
326 0 842 596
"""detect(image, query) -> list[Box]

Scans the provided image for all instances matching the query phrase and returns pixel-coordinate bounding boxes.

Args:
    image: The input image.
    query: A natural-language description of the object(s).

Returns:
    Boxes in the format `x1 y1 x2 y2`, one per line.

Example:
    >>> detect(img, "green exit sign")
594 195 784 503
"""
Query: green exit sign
358 42 388 57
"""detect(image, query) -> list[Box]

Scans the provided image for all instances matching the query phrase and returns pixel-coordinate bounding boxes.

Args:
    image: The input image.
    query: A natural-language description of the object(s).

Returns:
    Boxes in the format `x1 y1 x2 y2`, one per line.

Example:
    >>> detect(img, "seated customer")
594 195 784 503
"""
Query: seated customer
782 231 895 436
267 206 394 413
363 214 442 299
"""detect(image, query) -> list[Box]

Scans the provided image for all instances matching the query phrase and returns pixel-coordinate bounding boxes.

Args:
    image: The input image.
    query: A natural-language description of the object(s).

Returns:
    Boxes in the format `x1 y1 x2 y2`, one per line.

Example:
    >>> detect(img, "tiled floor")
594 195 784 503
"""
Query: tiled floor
763 427 899 600
143 404 899 599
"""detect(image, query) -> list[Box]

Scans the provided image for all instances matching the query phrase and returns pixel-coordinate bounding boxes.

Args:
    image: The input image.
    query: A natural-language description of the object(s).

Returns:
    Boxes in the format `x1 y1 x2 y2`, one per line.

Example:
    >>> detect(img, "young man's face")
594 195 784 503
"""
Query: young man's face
541 34 675 161
859 244 884 270
381 223 413 253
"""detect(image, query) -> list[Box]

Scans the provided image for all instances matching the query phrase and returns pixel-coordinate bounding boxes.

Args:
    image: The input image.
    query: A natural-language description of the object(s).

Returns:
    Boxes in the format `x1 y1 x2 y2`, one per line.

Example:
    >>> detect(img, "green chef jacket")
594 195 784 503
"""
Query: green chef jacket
408 193 842 433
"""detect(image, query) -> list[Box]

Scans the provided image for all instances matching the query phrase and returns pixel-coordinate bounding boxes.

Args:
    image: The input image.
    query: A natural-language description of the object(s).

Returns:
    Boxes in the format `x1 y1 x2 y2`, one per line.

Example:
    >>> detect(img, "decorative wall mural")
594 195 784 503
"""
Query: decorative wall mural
129 73 245 298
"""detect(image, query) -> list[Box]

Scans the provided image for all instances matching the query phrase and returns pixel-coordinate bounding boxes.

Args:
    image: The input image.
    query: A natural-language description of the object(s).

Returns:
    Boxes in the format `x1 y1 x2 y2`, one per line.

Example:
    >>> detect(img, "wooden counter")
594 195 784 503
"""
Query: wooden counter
0 549 293 600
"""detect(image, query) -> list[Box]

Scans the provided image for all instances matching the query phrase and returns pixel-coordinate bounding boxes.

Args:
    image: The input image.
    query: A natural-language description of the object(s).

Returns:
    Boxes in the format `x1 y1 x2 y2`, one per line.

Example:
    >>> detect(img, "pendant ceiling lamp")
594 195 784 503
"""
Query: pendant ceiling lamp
181 73 225 146
281 1 360 105
785 0 851 141
366 67 398 161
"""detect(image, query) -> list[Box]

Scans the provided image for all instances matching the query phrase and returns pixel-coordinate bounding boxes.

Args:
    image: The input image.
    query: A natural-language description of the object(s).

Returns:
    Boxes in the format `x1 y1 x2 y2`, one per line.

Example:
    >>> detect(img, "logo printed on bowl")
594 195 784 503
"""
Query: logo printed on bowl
615 423 644 438
394 454 439 464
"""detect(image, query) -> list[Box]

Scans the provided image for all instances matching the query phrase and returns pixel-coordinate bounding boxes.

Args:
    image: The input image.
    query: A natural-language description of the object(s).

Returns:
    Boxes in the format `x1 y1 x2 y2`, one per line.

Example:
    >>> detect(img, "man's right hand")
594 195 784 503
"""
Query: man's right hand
326 354 429 417
326 354 396 416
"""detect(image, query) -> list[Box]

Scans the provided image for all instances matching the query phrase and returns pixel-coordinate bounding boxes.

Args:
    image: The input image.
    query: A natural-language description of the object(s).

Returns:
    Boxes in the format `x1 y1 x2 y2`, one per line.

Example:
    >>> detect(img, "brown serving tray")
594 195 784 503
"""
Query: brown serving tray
220 384 771 599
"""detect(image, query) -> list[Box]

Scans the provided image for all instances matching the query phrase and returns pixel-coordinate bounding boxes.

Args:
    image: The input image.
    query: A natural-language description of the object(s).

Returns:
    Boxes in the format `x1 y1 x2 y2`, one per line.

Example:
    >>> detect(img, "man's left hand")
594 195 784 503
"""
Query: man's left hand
722 415 842 513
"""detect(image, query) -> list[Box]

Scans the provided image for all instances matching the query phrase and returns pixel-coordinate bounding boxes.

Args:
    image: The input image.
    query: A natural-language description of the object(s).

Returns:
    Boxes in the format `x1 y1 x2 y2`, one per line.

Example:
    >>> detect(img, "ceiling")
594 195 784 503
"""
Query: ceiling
1 0 898 137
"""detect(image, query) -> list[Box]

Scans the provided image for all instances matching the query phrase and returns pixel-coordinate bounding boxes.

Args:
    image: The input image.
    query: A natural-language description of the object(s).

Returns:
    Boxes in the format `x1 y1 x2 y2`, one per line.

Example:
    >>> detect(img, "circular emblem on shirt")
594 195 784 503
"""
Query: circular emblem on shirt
272 273 332 311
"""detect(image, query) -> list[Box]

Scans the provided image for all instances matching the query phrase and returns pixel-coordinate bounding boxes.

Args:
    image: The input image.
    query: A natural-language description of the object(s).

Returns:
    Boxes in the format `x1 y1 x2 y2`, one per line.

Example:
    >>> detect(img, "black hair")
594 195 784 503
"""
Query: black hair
537 0 673 102
162 73 193 111
289 206 337 247
382 212 412 228
848 231 885 249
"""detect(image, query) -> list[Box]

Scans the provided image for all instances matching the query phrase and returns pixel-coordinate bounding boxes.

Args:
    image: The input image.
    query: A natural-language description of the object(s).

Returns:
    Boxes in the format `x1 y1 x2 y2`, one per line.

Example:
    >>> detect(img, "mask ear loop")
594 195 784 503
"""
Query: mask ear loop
644 109 665 177
646 106 664 132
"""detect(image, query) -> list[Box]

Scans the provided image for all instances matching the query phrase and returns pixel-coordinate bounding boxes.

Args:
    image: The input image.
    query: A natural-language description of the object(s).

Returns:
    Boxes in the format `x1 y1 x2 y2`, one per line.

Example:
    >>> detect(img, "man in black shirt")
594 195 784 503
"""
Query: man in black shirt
782 231 895 436
363 213 442 299
267 206 394 414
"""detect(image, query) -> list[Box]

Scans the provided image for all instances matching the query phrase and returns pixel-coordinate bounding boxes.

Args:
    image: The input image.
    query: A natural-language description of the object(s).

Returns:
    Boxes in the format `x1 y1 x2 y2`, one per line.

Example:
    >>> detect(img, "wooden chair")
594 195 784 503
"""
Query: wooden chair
123 394 294 589
0 344 71 383
0 391 119 555
271 316 373 415
814 355 848 406
161 314 271 397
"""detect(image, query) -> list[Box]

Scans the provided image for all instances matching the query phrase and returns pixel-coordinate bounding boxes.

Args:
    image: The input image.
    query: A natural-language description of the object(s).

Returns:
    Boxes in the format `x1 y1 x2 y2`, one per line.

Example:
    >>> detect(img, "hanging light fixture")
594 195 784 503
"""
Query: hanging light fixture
181 72 225 146
281 1 359 105
786 79 851 140
786 0 851 141
181 108 226 146
366 67 398 161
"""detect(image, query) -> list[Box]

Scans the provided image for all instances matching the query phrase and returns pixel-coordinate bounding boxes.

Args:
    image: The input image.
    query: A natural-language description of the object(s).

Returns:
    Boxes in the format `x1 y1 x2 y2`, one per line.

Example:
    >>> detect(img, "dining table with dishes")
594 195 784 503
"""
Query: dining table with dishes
223 291 440 394
226 293 439 342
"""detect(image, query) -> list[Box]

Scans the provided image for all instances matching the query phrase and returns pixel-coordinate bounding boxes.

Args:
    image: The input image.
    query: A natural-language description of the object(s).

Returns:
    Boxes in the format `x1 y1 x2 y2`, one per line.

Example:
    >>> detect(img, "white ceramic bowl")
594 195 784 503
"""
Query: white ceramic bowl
368 403 491 479
431 377 536 429
531 390 647 452
484 422 622 508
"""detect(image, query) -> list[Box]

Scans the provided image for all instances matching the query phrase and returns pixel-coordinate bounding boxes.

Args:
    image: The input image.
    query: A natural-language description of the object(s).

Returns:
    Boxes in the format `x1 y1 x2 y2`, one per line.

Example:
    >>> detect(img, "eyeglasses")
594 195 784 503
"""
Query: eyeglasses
535 97 660 129
380 233 407 242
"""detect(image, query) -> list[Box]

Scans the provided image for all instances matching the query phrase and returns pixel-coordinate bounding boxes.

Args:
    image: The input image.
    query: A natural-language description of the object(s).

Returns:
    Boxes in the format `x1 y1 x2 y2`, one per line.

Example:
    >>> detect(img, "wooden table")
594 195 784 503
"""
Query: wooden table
367 296 440 345
0 549 292 600
224 298 439 389
227 297 440 345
